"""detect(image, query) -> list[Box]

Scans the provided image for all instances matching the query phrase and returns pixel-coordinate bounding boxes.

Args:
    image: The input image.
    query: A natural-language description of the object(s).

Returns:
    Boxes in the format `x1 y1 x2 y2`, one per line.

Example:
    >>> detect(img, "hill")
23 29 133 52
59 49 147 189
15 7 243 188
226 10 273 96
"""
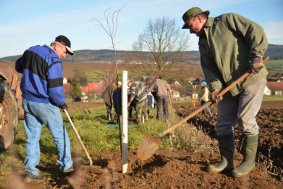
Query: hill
0 49 200 63
266 44 283 60
62 49 200 63
0 44 282 63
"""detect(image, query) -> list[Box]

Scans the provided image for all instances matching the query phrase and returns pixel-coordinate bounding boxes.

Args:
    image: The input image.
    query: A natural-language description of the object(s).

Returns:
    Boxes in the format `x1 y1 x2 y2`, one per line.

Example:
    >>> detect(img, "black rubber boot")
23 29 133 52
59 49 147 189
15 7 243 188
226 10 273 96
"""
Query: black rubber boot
208 134 234 173
232 135 258 177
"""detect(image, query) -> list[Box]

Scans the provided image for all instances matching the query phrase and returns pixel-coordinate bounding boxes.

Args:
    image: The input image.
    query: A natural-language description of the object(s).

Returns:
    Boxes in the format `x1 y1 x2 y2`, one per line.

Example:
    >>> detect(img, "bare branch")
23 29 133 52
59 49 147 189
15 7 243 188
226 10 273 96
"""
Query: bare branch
132 17 190 78
91 6 124 83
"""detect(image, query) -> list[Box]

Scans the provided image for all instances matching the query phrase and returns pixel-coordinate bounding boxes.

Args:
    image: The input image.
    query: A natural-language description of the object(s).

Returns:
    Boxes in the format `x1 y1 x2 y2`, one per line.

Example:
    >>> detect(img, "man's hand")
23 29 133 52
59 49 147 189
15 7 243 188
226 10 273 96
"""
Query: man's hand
251 56 264 73
59 103 68 110
211 89 223 102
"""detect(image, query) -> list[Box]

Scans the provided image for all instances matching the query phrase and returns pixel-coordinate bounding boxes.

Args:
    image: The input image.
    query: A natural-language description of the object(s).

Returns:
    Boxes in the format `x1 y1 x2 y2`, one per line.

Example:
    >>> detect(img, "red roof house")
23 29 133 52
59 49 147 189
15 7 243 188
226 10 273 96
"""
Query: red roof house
80 80 107 94
266 81 283 95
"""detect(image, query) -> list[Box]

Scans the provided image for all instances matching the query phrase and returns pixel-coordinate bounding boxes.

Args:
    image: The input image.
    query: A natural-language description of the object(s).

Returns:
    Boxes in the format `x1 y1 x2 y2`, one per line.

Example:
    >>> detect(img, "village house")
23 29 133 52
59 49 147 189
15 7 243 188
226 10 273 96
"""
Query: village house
264 86 271 96
80 80 107 94
266 81 283 95
64 79 108 101
169 81 182 99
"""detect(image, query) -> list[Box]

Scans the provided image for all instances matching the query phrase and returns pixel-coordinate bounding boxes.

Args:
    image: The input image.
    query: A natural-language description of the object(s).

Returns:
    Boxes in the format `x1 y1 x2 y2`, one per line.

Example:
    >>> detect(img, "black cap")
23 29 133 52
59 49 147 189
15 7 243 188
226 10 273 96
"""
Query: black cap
55 35 73 55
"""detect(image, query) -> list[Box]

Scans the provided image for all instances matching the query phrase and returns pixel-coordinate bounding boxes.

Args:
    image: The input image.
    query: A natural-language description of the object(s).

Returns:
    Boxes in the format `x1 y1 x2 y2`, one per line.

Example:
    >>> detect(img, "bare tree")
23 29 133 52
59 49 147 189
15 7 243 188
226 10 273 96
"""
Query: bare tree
91 7 123 84
132 17 189 79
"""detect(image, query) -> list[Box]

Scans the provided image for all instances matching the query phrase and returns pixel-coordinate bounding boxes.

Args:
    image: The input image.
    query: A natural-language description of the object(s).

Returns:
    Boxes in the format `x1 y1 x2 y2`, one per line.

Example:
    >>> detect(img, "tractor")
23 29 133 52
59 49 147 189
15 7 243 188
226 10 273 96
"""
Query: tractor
0 65 22 150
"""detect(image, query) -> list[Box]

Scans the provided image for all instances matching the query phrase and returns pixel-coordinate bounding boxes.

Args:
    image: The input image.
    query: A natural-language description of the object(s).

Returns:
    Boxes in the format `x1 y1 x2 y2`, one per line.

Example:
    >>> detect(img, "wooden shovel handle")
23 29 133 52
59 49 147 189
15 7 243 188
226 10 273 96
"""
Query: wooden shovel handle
217 56 269 97
64 109 93 165
158 56 270 137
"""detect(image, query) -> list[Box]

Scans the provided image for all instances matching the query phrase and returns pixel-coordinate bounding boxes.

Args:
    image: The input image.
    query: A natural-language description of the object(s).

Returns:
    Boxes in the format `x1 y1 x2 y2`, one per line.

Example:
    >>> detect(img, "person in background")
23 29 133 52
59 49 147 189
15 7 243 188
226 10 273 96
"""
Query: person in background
191 92 198 109
198 81 212 116
182 7 268 177
112 81 122 122
127 80 136 119
102 82 117 123
147 92 155 118
153 76 171 121
128 77 151 125
15 35 74 182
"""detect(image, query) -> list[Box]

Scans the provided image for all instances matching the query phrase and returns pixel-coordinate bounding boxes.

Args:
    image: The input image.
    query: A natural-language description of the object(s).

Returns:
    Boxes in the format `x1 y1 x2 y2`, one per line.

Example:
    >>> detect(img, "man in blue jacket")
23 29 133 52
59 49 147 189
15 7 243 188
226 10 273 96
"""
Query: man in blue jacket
16 35 74 182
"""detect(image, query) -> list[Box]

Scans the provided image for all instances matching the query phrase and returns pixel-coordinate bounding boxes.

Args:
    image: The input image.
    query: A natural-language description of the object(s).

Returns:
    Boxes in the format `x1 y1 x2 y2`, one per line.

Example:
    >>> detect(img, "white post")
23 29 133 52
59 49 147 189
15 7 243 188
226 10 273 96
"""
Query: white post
122 71 128 173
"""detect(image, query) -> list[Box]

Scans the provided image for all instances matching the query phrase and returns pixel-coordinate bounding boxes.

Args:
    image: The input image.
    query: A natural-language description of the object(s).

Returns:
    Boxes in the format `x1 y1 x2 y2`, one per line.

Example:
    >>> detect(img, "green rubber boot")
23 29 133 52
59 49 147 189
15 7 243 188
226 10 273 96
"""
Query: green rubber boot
208 134 234 173
232 135 258 178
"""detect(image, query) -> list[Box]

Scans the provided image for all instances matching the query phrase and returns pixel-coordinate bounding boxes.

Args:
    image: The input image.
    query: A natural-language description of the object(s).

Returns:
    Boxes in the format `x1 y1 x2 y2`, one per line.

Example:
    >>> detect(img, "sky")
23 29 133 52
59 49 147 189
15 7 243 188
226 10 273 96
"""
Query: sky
0 0 282 58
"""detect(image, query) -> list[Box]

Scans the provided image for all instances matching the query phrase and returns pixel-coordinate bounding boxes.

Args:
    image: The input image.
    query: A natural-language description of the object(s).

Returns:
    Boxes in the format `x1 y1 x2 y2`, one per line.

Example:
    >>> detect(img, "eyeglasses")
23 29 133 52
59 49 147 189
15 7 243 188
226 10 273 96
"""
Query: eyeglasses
59 43 67 54
55 42 67 59
55 42 66 52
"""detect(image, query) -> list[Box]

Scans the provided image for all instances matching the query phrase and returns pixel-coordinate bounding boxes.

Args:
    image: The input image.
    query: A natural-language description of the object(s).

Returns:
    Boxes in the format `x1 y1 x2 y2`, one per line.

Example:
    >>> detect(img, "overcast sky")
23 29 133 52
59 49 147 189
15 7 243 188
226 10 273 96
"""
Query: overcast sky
0 0 282 58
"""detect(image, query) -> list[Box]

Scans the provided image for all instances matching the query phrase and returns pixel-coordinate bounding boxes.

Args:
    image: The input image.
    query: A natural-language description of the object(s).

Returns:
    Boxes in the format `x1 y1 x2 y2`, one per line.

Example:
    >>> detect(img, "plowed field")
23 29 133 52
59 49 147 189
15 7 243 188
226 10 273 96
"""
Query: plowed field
3 101 283 189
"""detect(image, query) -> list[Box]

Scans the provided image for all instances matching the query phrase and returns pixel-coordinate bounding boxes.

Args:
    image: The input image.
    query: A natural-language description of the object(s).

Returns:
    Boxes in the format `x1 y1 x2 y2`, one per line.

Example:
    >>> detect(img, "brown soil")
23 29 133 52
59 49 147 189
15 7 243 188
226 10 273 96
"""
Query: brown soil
3 101 283 189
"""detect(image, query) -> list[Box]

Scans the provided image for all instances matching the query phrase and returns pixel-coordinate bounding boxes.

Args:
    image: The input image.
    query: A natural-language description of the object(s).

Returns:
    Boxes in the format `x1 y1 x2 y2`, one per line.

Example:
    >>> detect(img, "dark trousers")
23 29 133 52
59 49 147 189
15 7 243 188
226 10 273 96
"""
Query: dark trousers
105 103 113 121
157 95 169 120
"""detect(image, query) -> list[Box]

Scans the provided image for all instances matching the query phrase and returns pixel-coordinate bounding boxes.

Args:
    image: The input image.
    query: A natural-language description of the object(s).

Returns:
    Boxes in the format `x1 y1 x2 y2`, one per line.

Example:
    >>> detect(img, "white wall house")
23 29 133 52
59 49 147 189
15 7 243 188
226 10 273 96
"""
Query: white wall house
264 86 271 95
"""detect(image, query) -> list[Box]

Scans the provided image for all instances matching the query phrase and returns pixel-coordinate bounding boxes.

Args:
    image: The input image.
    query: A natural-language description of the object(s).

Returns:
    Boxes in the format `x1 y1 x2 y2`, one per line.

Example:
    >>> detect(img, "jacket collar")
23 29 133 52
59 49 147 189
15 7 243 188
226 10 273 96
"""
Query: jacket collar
204 17 214 28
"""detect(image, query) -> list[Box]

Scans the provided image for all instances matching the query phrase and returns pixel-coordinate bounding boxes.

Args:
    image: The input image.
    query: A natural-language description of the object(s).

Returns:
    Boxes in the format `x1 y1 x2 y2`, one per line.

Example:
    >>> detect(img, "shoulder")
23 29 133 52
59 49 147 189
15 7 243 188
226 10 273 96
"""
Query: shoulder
28 45 42 50
27 45 56 59
215 13 249 22
28 45 49 53
22 45 47 60
217 13 240 19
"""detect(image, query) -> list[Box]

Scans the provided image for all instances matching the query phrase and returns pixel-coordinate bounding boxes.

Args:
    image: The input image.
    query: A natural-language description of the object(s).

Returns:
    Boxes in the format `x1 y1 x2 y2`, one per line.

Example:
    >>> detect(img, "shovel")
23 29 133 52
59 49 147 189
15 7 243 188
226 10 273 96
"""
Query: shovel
64 109 93 165
137 56 269 161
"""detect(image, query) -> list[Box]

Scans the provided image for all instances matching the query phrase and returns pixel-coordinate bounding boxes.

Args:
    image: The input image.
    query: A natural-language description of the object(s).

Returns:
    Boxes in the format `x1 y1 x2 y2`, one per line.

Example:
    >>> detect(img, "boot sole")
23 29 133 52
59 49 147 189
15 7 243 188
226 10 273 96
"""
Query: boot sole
232 165 255 178
207 165 233 174
232 170 251 178
207 167 223 173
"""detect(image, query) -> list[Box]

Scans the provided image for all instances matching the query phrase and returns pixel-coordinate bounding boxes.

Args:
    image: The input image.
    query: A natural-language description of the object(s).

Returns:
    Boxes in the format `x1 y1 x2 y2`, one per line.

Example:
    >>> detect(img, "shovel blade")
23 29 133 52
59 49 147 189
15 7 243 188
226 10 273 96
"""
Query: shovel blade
137 135 161 161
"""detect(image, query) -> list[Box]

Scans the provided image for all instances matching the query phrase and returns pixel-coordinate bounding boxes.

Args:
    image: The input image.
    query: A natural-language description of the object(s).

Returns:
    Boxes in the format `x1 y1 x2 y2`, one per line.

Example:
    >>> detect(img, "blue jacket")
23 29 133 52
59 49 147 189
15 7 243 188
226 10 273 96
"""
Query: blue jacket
16 45 65 106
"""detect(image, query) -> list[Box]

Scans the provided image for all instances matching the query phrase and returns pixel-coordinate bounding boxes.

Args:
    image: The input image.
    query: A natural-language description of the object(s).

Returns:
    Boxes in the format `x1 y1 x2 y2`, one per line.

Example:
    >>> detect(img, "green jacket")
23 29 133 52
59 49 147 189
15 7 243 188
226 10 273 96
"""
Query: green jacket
199 13 268 96
102 83 117 105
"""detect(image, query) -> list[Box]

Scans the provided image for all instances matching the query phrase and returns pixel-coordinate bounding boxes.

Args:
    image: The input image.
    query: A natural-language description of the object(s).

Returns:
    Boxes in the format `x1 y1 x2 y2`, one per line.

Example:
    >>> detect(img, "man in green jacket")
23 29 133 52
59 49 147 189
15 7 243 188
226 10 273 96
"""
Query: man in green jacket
102 82 118 123
182 7 268 178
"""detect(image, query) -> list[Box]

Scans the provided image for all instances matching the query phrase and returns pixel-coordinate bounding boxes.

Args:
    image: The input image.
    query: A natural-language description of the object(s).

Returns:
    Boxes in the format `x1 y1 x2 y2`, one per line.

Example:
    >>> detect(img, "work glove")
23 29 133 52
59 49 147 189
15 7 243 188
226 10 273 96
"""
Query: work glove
210 89 223 102
59 103 68 110
250 56 264 74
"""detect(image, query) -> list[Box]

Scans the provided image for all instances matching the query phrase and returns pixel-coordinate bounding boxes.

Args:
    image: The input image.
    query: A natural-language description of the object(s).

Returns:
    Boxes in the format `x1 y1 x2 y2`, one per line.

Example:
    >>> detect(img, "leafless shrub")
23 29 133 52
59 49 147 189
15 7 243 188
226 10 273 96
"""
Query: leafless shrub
258 151 283 181
173 123 215 153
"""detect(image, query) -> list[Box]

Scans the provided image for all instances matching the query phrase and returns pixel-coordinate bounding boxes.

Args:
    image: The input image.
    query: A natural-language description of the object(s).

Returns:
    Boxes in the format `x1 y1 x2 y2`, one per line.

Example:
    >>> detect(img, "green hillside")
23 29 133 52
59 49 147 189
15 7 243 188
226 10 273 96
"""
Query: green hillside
0 44 282 64
266 59 283 70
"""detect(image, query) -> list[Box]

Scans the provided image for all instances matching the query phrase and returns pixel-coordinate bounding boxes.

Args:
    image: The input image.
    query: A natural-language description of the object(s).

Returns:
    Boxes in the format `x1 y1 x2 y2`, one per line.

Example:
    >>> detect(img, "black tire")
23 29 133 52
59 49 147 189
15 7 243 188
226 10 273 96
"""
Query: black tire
0 81 18 150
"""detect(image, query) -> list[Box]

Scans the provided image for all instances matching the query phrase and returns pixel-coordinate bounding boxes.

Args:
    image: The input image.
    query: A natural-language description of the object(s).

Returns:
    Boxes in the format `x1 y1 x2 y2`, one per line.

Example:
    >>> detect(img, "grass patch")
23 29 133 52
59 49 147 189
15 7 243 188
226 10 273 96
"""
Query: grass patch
266 59 283 70
263 95 283 101
85 70 105 82
0 106 176 179
62 107 173 152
